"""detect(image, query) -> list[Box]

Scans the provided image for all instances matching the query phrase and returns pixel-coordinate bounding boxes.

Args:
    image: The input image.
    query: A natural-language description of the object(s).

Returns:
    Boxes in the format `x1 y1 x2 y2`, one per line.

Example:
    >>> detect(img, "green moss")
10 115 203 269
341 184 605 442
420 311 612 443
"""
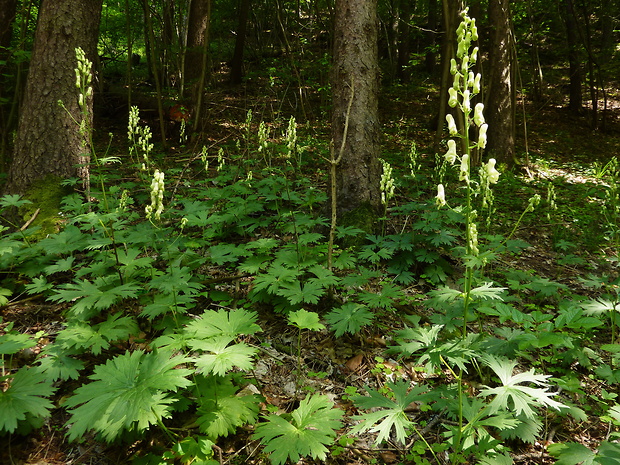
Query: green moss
339 202 379 248
18 177 71 239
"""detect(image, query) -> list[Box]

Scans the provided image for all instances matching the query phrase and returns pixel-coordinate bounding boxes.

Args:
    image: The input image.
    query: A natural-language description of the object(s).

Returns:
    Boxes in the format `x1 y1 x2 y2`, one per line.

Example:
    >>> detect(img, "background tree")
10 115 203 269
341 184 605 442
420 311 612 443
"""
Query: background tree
331 0 381 229
184 0 211 131
485 0 516 166
0 0 19 170
4 0 103 196
229 0 250 85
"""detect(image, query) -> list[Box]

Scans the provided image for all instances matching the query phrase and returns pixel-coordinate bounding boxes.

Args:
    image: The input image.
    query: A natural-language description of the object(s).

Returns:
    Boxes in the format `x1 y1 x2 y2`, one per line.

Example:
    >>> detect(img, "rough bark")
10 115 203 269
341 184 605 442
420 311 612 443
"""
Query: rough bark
185 0 211 90
0 0 18 170
485 0 516 167
185 0 211 130
563 0 582 112
229 0 250 85
433 0 463 153
4 0 103 196
424 0 439 74
331 0 381 228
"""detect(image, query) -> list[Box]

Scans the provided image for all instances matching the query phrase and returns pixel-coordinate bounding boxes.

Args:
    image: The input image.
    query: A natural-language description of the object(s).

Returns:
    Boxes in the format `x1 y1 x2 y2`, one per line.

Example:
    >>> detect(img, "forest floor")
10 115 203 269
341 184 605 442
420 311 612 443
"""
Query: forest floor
3 70 620 465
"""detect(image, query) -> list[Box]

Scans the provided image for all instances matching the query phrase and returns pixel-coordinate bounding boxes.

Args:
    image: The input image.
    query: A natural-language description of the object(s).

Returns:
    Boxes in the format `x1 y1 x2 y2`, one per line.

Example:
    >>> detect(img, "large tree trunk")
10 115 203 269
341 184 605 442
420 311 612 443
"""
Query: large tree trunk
0 0 18 171
485 0 516 167
229 0 250 85
185 0 211 130
331 0 381 229
434 0 463 153
424 0 439 74
563 0 582 112
4 0 103 196
185 0 211 92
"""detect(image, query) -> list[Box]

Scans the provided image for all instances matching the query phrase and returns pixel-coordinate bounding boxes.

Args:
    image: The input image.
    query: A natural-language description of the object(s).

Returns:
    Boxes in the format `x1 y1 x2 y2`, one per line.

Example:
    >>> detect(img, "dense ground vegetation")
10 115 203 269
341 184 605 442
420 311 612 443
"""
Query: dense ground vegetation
2 3 620 465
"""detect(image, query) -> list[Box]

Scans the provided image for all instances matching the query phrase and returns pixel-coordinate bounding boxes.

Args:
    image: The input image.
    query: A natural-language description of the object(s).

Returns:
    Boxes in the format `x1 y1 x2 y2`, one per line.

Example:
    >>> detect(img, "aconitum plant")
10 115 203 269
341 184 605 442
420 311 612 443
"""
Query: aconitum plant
436 8 499 259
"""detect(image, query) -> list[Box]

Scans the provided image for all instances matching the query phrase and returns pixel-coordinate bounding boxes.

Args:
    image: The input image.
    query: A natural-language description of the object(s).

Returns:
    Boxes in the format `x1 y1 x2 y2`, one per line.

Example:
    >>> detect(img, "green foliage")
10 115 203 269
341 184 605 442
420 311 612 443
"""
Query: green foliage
64 350 192 442
253 394 343 465
479 355 567 419
548 441 620 465
0 367 56 434
194 375 260 440
325 302 374 337
350 380 427 445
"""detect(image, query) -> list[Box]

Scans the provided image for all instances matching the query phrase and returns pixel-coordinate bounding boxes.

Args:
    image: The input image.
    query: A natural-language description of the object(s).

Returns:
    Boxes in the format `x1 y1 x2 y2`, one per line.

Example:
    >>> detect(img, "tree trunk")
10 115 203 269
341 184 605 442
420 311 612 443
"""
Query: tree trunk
0 0 18 171
184 0 211 131
0 0 17 53
4 0 103 196
434 0 463 153
185 0 211 91
229 0 250 84
485 0 516 167
424 0 439 74
396 0 412 82
331 0 381 229
563 0 582 112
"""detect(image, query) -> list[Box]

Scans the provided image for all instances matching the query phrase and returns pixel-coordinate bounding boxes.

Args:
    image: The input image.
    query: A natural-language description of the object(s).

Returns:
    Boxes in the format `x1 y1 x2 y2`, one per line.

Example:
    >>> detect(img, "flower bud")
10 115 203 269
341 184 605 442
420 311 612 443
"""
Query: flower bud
467 71 475 89
445 139 457 164
436 184 446 207
478 123 488 149
473 73 482 94
473 103 485 127
450 58 458 75
486 158 500 184
448 88 458 108
463 89 471 113
461 55 469 73
453 72 461 91
471 20 479 41
459 154 470 182
446 113 458 136
470 47 479 64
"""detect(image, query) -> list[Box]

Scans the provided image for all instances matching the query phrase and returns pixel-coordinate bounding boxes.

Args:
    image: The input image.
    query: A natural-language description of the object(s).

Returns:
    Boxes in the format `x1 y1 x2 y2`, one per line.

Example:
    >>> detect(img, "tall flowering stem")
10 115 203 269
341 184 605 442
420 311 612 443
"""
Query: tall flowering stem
439 9 500 337
437 12 501 461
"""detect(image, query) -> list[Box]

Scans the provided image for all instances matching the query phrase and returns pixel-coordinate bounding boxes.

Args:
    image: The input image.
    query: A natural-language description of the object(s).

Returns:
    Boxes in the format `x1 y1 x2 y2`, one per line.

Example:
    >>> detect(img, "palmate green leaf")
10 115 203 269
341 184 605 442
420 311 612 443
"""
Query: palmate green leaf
548 442 597 465
65 350 192 442
287 309 325 331
194 375 259 440
598 441 620 465
185 308 261 340
49 278 142 319
192 337 258 376
56 313 139 355
0 367 56 433
582 298 619 315
276 279 325 305
469 282 506 301
351 380 427 445
37 344 84 381
479 355 567 420
252 264 299 294
0 193 32 208
358 283 403 309
0 329 37 355
390 324 444 356
43 256 76 275
325 303 374 337
479 453 514 465
498 414 541 444
253 394 343 465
